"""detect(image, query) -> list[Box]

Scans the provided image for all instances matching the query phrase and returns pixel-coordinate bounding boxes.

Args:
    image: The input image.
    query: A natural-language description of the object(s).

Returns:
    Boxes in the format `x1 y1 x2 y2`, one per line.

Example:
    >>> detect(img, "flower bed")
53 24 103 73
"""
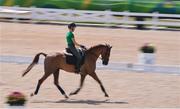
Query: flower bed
138 43 156 65
6 91 27 106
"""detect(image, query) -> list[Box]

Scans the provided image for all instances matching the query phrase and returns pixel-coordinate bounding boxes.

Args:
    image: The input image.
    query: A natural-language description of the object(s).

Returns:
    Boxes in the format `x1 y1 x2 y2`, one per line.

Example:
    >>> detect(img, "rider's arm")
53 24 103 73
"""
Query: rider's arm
72 38 81 47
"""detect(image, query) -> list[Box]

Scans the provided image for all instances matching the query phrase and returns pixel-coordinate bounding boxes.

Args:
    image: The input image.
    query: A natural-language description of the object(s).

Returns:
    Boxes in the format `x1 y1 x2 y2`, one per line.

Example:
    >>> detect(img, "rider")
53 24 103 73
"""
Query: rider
66 23 85 73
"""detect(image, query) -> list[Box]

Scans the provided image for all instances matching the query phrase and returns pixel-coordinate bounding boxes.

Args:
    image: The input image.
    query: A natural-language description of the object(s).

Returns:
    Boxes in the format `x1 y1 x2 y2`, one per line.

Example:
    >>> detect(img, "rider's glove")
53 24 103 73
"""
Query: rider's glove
80 45 86 49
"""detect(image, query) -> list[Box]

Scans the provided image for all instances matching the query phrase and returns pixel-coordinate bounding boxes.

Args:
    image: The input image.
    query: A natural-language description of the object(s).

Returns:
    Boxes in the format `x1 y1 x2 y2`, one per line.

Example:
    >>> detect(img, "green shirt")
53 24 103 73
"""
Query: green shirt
66 31 74 45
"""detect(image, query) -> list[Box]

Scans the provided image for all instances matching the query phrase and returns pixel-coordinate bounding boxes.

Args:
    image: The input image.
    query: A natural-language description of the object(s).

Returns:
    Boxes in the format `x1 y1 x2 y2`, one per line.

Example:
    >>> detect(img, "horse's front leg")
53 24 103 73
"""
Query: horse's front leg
69 73 87 96
89 72 109 97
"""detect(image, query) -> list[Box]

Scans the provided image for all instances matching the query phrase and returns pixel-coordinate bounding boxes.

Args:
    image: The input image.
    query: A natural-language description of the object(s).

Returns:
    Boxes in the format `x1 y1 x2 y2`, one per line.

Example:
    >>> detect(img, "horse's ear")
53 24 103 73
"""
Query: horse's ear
106 44 110 47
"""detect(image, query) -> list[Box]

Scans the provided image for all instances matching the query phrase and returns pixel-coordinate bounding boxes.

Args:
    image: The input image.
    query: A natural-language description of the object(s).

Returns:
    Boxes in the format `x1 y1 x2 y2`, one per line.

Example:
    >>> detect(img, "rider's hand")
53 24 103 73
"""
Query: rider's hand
80 45 86 50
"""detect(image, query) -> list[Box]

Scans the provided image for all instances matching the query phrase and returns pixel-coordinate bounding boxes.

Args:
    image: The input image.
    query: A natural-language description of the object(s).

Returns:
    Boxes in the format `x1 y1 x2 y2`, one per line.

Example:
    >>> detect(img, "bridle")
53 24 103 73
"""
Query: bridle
84 46 109 61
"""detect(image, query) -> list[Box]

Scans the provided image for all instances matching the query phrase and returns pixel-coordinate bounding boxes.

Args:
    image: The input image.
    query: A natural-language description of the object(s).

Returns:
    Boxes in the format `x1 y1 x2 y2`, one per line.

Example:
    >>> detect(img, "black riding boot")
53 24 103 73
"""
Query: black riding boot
75 61 80 74
75 66 80 74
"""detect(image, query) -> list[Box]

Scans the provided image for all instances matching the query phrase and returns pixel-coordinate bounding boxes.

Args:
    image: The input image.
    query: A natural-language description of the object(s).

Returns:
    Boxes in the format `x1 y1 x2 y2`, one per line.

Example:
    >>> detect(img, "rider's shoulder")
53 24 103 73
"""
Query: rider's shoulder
67 31 73 35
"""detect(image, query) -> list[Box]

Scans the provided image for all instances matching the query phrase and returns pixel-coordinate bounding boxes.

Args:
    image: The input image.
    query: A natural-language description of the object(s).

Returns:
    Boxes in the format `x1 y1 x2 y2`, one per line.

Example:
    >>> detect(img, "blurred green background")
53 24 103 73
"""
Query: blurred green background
0 0 180 14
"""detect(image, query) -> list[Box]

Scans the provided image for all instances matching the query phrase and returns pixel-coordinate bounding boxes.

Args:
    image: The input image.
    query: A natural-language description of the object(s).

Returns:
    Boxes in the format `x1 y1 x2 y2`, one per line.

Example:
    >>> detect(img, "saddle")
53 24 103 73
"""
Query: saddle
64 48 86 66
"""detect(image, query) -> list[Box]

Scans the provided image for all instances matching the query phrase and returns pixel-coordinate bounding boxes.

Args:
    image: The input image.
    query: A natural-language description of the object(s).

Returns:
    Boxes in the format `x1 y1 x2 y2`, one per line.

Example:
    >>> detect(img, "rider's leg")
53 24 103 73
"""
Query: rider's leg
68 44 82 73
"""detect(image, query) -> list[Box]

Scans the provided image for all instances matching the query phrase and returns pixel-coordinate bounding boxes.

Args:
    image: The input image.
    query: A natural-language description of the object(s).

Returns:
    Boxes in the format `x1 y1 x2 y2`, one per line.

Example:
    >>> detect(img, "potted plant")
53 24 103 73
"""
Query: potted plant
6 91 27 106
138 43 156 65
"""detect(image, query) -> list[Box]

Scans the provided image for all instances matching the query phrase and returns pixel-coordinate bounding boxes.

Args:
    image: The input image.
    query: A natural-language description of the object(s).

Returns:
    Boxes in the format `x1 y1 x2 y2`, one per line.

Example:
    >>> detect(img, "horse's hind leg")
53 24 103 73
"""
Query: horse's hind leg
69 73 87 96
90 72 109 97
53 69 68 98
31 72 51 96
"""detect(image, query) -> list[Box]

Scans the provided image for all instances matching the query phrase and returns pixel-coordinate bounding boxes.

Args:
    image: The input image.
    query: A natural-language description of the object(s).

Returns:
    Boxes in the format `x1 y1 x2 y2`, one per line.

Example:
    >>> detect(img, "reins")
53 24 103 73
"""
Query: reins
82 45 105 61
90 52 102 60
85 50 102 60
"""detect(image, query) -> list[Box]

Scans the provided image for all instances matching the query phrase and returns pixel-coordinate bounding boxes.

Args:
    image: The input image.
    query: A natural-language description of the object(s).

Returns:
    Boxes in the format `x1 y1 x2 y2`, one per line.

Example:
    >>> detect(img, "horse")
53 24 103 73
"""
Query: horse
22 44 112 98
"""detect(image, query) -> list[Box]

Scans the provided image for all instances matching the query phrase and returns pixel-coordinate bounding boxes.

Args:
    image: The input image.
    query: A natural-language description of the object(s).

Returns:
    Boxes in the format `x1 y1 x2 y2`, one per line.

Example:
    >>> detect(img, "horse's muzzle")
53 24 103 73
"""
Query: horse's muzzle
102 61 108 65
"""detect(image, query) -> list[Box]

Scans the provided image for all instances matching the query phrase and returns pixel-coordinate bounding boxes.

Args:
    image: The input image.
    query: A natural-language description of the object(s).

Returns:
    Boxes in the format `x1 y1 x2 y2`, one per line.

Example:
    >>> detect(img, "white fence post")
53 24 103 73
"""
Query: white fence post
30 6 37 24
104 10 112 27
122 11 129 27
151 12 159 30
12 6 19 23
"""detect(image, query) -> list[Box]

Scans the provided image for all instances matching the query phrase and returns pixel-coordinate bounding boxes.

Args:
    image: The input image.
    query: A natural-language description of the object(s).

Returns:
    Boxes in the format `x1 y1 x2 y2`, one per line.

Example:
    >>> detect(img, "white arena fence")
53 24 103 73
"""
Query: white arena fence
0 6 180 28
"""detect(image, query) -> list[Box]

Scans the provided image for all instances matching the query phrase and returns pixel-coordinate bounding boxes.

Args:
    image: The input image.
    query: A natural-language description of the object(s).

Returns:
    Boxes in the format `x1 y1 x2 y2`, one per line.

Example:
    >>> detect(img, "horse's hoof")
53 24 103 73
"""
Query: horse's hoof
64 95 69 99
105 94 109 97
69 92 75 96
30 93 34 97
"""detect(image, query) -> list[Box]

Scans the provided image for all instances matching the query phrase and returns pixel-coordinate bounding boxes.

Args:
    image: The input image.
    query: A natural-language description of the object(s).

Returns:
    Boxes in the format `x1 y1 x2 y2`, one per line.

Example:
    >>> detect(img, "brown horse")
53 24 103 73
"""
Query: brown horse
22 44 112 98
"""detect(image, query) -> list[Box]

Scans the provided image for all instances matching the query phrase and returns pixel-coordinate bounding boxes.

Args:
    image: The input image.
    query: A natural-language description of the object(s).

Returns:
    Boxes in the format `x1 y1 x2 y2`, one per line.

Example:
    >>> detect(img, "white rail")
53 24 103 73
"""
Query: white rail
98 62 180 74
0 6 180 27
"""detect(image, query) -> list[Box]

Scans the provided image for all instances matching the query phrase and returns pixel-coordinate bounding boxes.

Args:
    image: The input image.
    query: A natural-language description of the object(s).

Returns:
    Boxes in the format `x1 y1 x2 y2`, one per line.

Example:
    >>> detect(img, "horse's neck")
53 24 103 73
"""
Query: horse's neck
87 46 103 61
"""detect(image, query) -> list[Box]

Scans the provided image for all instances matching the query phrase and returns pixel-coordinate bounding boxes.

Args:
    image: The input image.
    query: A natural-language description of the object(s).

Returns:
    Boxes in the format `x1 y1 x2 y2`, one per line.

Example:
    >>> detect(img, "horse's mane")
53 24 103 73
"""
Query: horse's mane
86 44 105 52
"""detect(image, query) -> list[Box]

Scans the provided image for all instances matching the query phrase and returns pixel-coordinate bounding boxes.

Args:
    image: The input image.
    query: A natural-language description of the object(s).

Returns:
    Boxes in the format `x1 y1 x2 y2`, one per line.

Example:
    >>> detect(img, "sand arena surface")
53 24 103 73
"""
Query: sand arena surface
0 22 180 108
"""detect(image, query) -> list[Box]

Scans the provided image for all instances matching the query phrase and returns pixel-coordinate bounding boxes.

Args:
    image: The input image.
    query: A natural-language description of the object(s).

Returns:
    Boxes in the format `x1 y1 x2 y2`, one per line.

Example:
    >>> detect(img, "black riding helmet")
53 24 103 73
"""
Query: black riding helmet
68 23 76 29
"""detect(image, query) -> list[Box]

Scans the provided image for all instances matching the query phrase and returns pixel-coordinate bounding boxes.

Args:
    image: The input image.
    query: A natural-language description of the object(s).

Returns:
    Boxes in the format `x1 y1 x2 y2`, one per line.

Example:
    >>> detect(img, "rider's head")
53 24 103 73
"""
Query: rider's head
68 23 76 32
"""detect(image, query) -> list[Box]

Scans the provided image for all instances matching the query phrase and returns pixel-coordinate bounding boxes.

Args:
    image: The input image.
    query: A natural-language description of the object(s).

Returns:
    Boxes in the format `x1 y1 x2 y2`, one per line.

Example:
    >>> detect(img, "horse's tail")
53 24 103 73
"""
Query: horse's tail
22 52 47 77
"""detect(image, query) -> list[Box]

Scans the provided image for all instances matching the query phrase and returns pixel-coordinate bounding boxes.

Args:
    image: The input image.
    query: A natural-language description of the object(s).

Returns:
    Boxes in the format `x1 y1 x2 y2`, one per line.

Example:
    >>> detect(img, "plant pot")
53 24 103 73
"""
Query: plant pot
138 53 155 65
138 53 155 72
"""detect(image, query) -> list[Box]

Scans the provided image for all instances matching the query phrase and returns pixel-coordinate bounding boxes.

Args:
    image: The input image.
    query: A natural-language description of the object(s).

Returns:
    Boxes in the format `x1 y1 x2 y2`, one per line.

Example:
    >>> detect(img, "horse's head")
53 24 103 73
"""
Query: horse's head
87 44 112 65
101 44 112 65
